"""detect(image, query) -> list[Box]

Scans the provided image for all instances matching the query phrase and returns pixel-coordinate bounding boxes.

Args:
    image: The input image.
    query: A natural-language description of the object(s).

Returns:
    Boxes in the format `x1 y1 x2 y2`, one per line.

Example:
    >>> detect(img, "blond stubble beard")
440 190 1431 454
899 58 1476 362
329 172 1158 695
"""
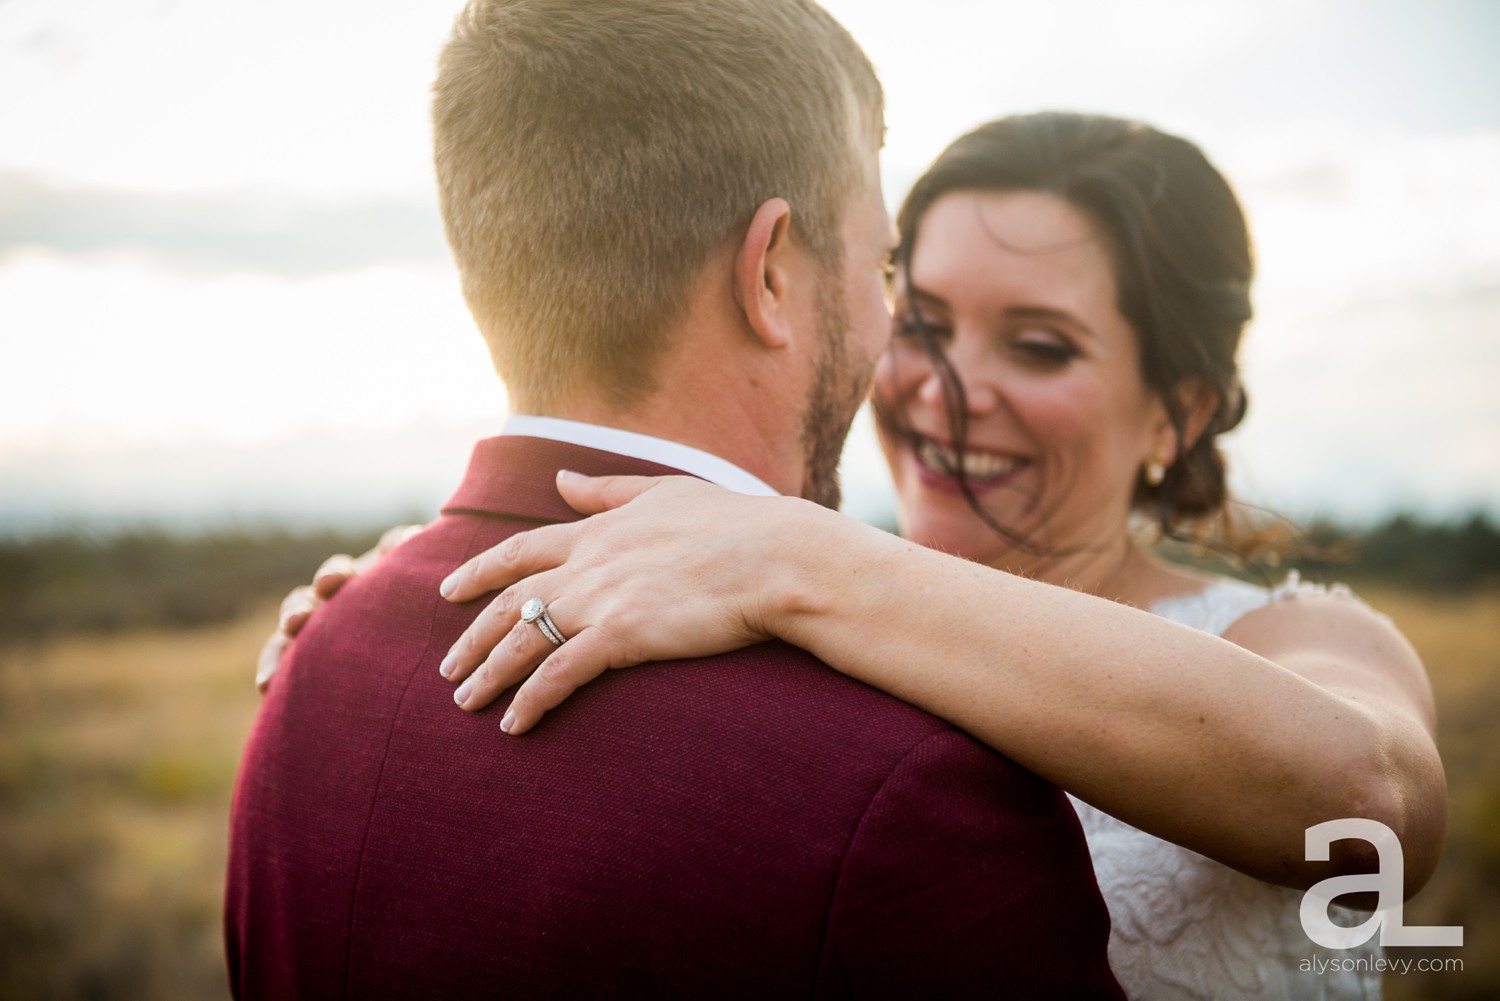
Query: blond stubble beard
800 277 874 510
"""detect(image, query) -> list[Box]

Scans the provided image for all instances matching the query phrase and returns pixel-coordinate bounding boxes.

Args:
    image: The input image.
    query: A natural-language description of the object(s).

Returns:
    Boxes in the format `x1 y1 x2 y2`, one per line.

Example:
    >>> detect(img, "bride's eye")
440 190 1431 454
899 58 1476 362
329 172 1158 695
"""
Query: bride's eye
1013 333 1078 367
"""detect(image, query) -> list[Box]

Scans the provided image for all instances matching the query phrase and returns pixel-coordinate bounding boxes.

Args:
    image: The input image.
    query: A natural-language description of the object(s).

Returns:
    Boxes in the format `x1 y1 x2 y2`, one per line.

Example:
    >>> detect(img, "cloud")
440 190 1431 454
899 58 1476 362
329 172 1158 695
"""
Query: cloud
0 254 500 449
0 419 489 536
1222 125 1500 317
0 172 450 276
1229 279 1500 522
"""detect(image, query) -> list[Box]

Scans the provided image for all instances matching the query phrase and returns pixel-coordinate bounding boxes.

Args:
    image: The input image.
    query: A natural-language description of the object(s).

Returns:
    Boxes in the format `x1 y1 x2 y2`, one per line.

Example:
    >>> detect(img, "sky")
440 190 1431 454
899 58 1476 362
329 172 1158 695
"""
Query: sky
2 0 1498 533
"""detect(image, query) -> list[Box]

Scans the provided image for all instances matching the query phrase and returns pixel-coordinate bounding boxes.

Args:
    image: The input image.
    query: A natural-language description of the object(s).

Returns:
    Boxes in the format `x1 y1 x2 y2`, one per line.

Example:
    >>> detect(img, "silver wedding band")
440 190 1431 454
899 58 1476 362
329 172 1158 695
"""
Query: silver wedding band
521 598 567 647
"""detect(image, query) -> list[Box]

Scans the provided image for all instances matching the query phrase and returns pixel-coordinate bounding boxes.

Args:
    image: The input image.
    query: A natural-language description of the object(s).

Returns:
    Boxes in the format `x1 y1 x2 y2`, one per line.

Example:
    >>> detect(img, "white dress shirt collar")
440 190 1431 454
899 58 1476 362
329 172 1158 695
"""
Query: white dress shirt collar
501 414 780 497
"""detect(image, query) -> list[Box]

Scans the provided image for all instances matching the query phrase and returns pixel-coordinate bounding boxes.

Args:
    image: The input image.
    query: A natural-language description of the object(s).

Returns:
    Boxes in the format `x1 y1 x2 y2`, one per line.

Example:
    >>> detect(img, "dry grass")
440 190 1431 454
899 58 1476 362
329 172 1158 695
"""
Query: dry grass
0 588 1495 999
0 609 267 1000
1366 586 1500 1001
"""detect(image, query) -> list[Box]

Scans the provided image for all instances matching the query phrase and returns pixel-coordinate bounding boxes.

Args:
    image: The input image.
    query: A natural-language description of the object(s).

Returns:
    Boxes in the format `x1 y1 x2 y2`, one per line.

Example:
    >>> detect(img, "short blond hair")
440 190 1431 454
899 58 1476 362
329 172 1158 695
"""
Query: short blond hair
433 0 883 413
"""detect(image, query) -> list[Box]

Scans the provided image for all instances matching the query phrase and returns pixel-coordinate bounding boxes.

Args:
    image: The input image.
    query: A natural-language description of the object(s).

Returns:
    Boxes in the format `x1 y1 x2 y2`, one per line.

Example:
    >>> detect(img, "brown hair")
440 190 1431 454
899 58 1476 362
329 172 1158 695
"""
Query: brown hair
892 112 1262 553
433 0 883 414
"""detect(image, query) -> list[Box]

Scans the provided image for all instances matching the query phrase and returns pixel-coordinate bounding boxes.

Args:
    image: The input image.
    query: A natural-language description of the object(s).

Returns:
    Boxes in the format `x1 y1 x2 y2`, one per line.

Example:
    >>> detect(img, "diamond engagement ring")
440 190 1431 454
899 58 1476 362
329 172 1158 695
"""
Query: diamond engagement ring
521 598 567 646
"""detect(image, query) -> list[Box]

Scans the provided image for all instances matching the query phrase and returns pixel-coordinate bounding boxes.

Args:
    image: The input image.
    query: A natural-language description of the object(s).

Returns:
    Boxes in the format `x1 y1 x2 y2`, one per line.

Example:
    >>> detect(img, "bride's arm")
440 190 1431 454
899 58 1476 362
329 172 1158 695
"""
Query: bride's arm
440 473 1446 895
770 503 1445 896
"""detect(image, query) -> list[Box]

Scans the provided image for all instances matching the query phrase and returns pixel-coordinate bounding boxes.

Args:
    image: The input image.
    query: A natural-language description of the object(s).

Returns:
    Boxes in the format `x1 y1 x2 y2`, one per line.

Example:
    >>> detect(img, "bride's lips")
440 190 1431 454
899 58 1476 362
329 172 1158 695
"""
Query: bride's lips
909 434 1028 494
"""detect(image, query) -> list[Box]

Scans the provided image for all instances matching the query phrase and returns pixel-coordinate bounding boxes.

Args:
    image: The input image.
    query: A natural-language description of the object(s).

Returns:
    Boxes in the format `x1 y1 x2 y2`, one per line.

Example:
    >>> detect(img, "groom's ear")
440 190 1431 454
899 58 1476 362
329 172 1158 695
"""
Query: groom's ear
733 197 801 351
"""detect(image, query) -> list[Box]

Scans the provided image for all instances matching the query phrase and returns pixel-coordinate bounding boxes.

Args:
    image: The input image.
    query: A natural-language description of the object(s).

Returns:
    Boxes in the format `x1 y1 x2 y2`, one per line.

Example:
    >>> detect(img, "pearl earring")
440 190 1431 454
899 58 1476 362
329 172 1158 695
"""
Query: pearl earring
1145 448 1170 487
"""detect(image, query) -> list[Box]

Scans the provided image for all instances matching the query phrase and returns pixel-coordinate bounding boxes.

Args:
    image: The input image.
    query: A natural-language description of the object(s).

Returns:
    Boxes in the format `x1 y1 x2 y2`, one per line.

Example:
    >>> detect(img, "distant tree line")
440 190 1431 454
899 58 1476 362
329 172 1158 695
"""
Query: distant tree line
1 512 1497 645
1297 512 1500 590
0 525 386 646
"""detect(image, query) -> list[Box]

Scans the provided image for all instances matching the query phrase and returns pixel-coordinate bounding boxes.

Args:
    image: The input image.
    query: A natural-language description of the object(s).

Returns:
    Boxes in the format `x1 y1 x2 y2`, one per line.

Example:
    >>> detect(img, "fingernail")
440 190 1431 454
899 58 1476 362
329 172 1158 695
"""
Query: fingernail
439 651 456 679
556 469 586 481
500 710 516 733
454 681 471 706
439 573 459 599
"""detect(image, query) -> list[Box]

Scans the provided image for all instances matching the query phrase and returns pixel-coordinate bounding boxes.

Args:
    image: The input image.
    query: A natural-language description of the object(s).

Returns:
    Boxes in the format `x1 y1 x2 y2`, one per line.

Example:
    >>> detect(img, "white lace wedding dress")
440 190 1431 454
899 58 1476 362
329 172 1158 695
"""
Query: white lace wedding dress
1068 575 1383 1000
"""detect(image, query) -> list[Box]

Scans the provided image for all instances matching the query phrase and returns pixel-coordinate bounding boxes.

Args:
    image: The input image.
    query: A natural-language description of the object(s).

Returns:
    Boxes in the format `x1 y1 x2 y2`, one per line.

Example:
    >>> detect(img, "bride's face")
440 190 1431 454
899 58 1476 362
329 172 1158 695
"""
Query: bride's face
875 189 1170 571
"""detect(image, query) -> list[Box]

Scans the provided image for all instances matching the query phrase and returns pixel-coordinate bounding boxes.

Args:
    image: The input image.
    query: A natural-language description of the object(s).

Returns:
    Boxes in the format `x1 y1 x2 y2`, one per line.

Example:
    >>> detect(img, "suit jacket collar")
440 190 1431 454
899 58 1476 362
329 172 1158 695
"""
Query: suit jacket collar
442 435 696 525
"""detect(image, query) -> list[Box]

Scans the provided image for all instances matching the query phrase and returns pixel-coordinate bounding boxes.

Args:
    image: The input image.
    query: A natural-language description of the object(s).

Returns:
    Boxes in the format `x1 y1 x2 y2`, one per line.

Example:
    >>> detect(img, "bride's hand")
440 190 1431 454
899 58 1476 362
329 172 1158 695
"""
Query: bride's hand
439 472 819 733
254 523 427 692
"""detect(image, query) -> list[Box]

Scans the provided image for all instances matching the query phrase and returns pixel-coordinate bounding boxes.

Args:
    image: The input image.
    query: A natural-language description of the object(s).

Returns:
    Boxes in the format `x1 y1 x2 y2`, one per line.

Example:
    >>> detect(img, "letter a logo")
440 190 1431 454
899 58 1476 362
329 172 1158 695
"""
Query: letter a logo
1301 818 1462 948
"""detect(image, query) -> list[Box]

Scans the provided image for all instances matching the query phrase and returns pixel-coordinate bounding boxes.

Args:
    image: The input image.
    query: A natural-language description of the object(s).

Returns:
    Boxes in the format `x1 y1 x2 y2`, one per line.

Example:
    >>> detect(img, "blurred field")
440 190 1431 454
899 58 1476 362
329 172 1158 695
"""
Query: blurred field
0 582 1495 999
1373 584 1500 1001
0 610 267 999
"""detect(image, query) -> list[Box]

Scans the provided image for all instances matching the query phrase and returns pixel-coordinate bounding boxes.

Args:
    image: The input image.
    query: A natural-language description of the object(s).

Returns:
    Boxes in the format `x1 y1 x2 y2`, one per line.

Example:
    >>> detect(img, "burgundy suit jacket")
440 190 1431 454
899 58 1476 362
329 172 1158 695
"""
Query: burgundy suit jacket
226 435 1123 999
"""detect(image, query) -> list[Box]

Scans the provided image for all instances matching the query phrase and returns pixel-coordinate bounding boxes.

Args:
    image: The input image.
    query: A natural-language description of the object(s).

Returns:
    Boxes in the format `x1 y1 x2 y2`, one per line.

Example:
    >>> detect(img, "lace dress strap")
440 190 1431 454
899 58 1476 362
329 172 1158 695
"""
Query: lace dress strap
1149 571 1363 636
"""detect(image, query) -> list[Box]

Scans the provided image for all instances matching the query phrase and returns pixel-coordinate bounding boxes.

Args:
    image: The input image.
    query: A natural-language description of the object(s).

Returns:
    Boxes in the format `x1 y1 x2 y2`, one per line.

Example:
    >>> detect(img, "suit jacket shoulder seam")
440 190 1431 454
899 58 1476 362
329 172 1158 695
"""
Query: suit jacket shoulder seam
810 725 962 986
339 514 487 995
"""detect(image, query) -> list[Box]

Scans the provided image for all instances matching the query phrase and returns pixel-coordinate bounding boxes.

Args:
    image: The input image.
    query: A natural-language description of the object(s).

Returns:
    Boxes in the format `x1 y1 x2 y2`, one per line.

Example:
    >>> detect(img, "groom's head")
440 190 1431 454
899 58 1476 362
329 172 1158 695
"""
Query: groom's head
433 0 889 504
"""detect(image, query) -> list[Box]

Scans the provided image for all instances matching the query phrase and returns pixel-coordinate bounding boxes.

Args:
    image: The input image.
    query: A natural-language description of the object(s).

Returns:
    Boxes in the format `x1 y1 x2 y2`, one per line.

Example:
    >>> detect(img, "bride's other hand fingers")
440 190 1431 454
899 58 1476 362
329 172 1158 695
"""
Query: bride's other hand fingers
261 524 430 695
501 629 617 735
441 523 580 603
255 630 289 694
312 553 357 599
451 602 562 712
313 522 426 600
279 584 321 637
257 583 323 693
